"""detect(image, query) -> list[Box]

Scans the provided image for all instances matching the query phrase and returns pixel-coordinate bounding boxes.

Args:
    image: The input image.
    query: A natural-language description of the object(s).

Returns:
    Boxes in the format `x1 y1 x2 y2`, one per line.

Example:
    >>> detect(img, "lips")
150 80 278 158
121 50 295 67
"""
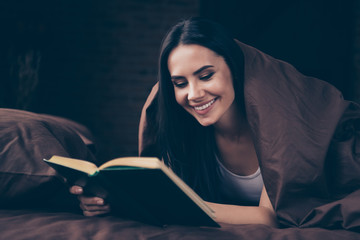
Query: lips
192 98 217 114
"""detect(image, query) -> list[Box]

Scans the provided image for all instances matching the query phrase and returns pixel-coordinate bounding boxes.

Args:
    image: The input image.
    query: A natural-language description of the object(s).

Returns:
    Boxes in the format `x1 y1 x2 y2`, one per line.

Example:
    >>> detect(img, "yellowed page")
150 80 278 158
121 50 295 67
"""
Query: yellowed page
99 157 161 170
46 155 98 175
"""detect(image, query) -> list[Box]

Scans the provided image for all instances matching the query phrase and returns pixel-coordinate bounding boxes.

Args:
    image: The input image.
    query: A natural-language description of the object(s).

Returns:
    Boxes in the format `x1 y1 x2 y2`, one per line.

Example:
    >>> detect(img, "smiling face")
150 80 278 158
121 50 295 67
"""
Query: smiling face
167 44 236 127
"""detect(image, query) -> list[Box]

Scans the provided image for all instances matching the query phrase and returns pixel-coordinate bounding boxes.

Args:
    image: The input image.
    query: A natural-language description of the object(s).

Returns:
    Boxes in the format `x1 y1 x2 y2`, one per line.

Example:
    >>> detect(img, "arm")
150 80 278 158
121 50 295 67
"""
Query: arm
205 186 277 227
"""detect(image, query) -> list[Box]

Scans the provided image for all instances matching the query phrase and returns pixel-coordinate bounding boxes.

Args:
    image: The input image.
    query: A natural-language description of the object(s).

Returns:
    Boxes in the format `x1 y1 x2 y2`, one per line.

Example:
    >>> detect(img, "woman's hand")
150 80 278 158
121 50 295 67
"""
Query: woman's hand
69 185 111 217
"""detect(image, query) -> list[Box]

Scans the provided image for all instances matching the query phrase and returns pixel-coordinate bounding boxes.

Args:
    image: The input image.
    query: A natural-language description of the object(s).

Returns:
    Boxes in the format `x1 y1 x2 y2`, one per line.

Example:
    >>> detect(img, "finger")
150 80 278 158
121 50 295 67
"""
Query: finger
80 203 111 212
83 209 110 217
69 185 83 195
78 196 105 206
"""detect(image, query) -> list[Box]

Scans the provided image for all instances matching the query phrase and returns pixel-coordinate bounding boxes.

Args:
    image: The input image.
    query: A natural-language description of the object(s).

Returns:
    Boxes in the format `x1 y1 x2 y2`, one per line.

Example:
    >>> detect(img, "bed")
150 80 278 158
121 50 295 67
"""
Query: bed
1 108 359 240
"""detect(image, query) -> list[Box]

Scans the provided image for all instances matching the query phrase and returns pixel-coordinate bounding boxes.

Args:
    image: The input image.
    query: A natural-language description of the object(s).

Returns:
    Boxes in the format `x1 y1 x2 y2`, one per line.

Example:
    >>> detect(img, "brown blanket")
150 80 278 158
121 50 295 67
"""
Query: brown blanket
1 209 360 240
0 105 359 238
139 41 360 231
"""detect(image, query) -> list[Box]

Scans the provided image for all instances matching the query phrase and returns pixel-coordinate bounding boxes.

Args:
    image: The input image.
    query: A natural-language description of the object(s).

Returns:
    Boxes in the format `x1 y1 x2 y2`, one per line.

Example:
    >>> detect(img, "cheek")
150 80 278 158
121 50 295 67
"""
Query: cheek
212 80 233 97
174 89 186 107
225 88 236 106
220 76 235 99
227 85 235 100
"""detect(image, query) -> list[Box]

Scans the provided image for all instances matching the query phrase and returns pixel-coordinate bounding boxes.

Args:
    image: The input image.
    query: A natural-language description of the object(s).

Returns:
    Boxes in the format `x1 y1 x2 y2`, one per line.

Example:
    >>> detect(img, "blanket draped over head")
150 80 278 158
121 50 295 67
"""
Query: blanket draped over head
138 41 360 230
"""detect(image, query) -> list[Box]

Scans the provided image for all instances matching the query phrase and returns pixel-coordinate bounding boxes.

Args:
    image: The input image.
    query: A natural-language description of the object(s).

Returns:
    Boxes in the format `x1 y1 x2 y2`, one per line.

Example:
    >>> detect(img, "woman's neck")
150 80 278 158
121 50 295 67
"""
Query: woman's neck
213 102 258 176
214 102 249 141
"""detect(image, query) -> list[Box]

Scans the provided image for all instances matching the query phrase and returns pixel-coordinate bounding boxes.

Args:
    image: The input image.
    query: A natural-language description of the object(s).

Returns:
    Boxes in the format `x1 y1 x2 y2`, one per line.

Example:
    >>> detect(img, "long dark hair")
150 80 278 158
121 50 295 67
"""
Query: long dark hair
157 17 245 201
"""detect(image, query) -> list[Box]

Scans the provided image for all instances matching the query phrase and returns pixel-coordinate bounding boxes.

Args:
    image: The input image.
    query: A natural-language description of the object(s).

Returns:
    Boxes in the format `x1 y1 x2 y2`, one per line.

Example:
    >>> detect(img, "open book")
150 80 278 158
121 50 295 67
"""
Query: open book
43 156 220 227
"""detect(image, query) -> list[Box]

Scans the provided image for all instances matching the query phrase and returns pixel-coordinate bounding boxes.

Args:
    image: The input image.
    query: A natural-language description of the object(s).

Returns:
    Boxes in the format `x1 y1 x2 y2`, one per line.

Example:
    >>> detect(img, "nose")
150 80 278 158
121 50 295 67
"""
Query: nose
187 82 205 101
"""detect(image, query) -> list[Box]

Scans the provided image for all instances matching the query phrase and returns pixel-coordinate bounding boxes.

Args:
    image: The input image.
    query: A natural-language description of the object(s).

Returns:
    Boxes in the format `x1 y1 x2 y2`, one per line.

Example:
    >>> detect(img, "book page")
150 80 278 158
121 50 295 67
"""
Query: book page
99 157 161 170
45 156 98 176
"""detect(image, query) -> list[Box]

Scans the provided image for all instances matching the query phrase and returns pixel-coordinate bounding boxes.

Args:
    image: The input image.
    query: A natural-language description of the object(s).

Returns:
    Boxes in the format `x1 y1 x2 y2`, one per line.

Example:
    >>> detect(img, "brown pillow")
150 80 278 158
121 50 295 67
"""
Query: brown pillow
0 108 97 210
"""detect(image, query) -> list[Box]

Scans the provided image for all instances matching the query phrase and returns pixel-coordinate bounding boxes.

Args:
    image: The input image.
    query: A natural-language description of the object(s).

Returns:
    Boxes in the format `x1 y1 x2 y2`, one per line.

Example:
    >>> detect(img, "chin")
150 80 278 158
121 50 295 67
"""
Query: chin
196 118 215 127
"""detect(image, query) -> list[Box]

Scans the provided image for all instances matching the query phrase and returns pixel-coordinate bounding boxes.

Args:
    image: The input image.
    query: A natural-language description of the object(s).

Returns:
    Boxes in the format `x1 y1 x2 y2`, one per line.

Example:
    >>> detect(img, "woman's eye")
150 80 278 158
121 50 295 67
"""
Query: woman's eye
173 81 187 88
199 72 214 80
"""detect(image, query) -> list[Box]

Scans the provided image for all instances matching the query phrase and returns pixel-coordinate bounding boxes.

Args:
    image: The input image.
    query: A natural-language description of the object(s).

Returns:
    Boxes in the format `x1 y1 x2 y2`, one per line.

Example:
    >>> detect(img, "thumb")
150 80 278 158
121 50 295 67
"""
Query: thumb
70 185 83 195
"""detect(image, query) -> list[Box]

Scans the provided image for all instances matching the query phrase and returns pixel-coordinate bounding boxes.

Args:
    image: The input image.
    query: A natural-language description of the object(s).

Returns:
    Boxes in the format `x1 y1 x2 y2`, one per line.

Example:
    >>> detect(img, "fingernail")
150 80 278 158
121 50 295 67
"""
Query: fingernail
75 187 83 194
97 199 104 205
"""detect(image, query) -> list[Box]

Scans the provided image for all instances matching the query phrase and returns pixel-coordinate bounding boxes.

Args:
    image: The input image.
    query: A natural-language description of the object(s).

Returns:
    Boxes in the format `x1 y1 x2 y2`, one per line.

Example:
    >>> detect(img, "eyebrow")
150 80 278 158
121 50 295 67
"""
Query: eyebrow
171 65 214 80
193 65 214 75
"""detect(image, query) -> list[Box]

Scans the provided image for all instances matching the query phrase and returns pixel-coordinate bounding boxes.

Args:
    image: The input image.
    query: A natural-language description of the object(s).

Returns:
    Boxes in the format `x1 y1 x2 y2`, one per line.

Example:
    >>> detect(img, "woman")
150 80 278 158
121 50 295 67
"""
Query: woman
71 17 360 229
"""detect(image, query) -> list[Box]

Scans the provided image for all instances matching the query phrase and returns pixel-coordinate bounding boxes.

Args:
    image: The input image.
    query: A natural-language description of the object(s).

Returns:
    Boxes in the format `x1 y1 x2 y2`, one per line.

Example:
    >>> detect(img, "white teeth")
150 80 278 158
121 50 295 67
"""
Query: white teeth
194 99 216 111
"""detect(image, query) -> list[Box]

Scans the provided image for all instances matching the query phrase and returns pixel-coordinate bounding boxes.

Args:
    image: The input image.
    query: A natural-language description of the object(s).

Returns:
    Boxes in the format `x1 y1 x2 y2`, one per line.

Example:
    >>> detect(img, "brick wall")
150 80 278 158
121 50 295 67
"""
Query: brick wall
1 0 200 161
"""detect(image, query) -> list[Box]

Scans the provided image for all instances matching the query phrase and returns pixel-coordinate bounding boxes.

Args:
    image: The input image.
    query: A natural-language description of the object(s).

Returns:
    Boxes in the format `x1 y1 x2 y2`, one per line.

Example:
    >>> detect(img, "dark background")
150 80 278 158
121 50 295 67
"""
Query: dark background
1 0 359 162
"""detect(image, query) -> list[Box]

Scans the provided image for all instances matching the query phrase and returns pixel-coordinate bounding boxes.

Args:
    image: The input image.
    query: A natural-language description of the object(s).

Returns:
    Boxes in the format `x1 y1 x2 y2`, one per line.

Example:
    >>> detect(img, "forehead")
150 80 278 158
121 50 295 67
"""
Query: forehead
167 44 224 74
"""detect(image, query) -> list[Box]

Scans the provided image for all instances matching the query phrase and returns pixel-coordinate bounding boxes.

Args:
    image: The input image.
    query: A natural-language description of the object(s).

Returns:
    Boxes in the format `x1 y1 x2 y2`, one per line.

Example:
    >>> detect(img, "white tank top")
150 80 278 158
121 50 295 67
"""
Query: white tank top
216 156 263 205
